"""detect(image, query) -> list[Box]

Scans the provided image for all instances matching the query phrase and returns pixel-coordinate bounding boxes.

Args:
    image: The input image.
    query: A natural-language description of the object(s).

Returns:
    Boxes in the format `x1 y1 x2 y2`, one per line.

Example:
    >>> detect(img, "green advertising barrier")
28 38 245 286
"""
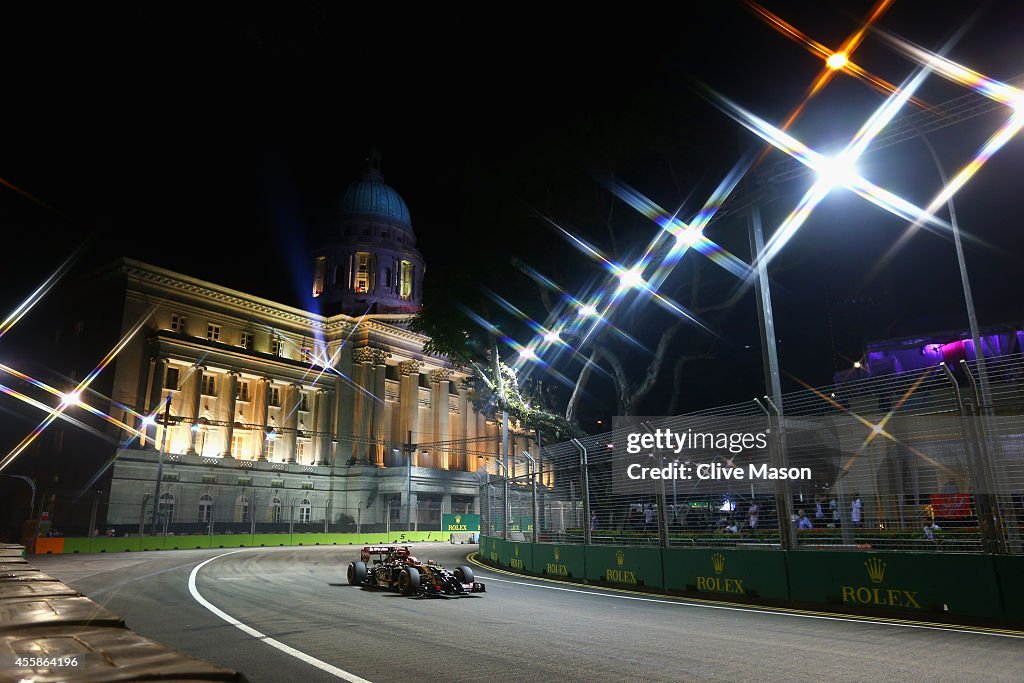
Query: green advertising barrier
585 545 663 589
993 555 1024 625
442 513 480 533
662 547 790 600
500 541 534 572
509 516 533 534
533 542 586 579
787 550 1003 620
479 536 505 566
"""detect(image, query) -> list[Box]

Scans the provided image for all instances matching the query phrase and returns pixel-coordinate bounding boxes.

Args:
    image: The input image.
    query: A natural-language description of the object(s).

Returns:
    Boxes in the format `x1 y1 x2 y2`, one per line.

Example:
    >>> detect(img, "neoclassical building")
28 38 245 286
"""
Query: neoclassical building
93 161 541 532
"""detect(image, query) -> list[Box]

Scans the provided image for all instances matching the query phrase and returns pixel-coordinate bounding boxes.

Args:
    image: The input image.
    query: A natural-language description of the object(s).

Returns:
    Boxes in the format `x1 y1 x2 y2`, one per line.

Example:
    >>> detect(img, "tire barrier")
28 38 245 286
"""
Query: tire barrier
477 536 1020 626
0 545 249 682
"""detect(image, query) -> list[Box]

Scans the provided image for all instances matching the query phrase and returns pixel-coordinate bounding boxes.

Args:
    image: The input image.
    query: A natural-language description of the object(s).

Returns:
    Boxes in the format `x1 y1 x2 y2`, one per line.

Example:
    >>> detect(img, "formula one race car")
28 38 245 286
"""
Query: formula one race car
346 545 486 597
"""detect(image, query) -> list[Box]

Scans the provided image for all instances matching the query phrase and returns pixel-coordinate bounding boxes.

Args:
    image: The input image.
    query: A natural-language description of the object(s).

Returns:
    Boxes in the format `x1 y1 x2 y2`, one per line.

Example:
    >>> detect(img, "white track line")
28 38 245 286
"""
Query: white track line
476 574 1024 640
188 550 374 682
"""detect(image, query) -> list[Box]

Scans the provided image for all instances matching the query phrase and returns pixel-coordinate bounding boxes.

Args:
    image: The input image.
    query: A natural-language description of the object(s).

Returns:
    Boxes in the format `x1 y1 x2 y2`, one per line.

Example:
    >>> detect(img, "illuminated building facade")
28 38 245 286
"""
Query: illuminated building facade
83 164 539 531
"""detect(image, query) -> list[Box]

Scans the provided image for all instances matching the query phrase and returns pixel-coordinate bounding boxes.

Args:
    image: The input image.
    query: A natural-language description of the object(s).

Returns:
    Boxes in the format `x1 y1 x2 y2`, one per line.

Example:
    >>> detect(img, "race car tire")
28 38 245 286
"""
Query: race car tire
347 561 367 586
454 566 474 584
399 567 421 595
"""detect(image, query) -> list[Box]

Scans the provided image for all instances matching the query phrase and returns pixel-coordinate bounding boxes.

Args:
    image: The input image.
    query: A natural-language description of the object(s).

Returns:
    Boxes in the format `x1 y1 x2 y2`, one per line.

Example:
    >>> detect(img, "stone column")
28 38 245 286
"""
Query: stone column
145 358 168 448
315 388 332 466
430 369 452 470
354 347 391 464
398 360 422 454
221 371 240 458
256 378 271 461
187 364 205 455
456 381 470 471
284 383 300 464
370 359 388 466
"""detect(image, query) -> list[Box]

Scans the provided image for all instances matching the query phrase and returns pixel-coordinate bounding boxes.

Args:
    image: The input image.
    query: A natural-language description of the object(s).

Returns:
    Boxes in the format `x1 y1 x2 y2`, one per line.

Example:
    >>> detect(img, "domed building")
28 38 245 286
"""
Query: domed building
23 154 548 546
313 150 426 316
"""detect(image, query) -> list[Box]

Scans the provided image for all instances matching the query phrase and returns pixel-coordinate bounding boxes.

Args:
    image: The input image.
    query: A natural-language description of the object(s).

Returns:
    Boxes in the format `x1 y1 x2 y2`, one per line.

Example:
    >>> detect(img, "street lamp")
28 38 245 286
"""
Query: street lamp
917 133 992 410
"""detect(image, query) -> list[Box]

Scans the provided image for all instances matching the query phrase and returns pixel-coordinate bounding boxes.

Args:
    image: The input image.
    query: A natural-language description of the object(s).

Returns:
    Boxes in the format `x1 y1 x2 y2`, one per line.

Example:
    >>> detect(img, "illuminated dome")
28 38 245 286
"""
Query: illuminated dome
340 152 411 226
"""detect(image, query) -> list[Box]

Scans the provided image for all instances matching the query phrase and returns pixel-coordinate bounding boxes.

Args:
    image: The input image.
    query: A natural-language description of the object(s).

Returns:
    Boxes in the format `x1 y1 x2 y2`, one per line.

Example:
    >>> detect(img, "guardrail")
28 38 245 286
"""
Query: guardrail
0 544 247 681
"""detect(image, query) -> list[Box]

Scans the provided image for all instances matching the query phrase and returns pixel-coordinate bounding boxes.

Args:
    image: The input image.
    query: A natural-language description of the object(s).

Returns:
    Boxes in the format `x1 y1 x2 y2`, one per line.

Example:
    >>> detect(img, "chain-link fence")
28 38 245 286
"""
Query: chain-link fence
483 355 1024 554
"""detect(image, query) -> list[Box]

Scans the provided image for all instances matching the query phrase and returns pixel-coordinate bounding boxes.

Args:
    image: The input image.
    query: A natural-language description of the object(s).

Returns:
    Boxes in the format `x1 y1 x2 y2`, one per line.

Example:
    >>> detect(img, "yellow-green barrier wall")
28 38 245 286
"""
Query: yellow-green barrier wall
49 531 446 554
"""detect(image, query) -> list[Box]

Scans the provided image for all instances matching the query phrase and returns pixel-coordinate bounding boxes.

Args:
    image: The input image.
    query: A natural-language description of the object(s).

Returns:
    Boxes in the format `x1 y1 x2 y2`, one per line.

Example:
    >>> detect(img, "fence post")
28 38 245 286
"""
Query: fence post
755 398 795 550
959 360 1016 553
571 439 591 545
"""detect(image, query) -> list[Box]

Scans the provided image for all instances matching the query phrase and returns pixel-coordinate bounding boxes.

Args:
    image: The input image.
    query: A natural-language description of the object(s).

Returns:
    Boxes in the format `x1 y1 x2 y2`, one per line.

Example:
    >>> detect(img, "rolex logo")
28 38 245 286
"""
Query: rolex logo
865 557 886 584
455 515 461 524
616 550 625 567
554 546 560 561
711 553 725 575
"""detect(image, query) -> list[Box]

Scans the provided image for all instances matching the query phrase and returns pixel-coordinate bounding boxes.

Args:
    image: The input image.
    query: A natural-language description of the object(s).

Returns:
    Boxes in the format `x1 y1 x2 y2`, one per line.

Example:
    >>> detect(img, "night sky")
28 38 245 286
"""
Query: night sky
3 1 1024 417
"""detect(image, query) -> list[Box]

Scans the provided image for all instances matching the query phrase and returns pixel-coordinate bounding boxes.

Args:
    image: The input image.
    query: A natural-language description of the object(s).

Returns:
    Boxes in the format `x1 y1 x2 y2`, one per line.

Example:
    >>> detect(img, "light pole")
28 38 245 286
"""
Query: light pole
917 133 992 410
522 451 539 543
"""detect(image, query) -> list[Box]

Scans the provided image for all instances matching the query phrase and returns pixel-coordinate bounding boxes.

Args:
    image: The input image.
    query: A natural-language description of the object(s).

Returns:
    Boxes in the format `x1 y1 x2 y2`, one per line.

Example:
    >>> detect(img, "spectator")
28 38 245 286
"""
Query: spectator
644 504 655 530
747 502 759 530
829 497 840 528
796 509 813 530
590 511 599 531
815 497 825 524
924 521 941 541
852 493 863 528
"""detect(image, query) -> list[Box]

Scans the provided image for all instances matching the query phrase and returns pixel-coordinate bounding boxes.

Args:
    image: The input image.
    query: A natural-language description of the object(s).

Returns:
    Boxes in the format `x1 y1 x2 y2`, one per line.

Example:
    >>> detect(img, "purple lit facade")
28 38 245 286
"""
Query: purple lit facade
834 325 1024 384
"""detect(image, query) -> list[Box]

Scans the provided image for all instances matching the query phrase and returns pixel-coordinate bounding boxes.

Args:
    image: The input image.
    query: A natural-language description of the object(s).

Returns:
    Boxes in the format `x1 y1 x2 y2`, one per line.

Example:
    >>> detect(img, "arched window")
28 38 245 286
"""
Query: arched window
198 494 213 523
299 498 312 524
236 495 249 523
354 252 372 293
158 491 175 523
399 260 413 300
270 497 282 523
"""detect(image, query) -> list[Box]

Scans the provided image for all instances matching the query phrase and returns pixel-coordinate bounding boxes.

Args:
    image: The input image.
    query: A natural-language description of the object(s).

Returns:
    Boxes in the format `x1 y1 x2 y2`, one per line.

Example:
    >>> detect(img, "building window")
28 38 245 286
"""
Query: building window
201 375 217 396
231 434 245 458
198 494 213 523
313 256 326 298
296 441 306 462
170 314 186 333
207 323 221 341
355 252 372 293
400 260 413 300
240 331 254 350
265 435 277 460
269 386 281 407
236 495 249 523
158 492 175 523
271 497 282 523
299 393 309 412
236 381 250 402
384 268 392 291
299 498 311 524
165 367 180 391
271 338 283 356
301 347 313 363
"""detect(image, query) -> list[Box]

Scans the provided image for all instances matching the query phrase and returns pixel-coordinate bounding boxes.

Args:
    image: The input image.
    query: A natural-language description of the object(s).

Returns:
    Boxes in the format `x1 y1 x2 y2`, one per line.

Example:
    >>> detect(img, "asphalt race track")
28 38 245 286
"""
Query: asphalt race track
34 543 1024 682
